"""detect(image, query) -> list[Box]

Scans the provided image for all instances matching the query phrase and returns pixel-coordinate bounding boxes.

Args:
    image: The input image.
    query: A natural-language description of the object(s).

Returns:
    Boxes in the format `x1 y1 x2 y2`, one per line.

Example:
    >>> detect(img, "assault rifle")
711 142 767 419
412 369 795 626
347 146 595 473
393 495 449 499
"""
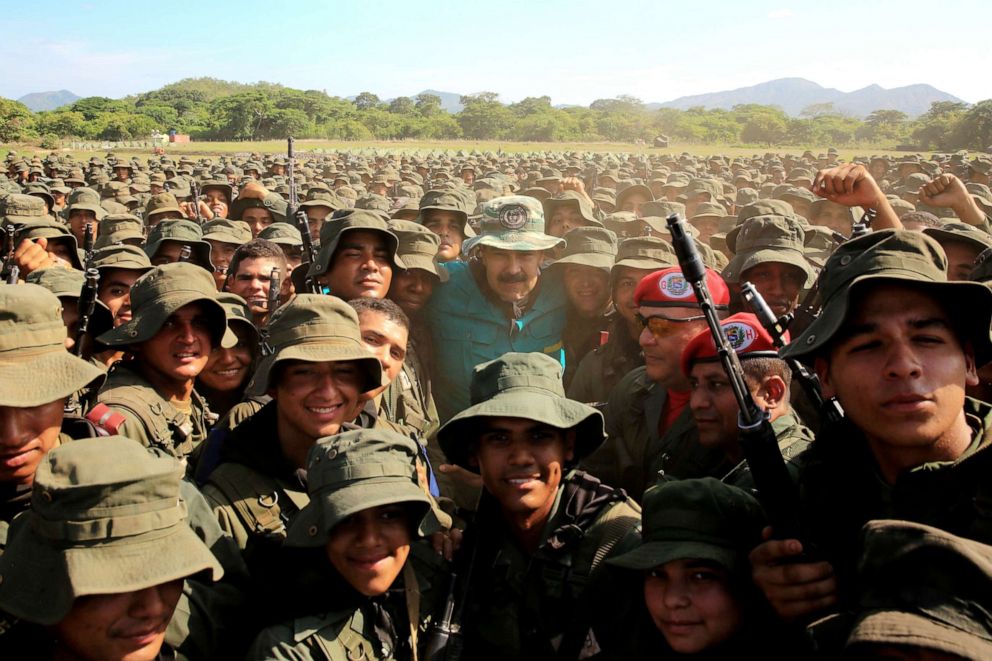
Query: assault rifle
666 213 803 539
287 137 322 294
267 267 281 312
74 268 99 359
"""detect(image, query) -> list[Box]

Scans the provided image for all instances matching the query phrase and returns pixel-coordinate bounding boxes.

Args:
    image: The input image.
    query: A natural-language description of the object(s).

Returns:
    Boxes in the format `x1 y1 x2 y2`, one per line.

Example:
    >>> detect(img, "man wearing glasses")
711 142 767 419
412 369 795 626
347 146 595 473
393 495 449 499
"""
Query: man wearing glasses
580 266 733 501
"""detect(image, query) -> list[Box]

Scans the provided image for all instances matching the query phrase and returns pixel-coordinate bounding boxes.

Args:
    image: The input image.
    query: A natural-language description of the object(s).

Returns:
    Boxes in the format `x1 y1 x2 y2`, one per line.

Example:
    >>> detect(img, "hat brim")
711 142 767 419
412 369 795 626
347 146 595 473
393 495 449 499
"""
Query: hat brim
462 232 564 255
249 340 383 396
846 610 992 659
437 391 605 470
606 540 740 573
0 516 222 626
307 226 404 277
285 480 433 547
782 275 992 364
399 254 449 282
97 292 236 349
723 248 814 287
550 253 615 271
923 228 992 253
0 349 105 407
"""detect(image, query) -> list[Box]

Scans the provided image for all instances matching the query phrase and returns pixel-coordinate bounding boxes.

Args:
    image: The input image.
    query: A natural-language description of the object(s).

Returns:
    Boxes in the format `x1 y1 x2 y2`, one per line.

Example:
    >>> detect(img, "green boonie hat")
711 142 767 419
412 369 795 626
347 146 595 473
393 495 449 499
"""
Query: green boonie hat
781 230 992 363
843 520 992 660
0 284 105 406
542 191 602 230
803 225 839 269
690 201 727 220
613 235 678 271
437 352 605 470
95 213 145 248
143 219 214 272
144 192 183 219
25 266 85 298
615 184 654 210
462 195 564 254
250 294 382 394
923 222 992 254
258 222 303 247
285 429 438 547
307 210 404 278
737 199 796 225
199 179 233 203
549 226 618 272
723 215 814 286
216 292 258 345
90 243 153 272
97 262 236 349
301 190 342 211
65 188 107 219
0 436 223 625
2 193 52 226
608 478 764 573
202 218 253 245
13 220 83 270
970 248 992 284
388 219 448 281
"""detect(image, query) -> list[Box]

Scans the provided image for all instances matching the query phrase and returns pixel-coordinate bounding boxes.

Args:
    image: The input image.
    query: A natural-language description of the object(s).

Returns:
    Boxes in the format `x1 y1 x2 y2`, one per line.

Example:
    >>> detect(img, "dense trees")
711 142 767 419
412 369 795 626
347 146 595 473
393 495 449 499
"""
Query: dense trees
2 77 992 149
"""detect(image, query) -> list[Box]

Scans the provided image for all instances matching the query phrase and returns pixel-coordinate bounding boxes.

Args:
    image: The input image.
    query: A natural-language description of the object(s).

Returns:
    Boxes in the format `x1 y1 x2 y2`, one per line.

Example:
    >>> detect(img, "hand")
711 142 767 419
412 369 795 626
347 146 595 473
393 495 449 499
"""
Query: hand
561 176 587 195
749 527 839 623
13 237 56 277
437 463 484 490
430 527 464 561
811 164 883 210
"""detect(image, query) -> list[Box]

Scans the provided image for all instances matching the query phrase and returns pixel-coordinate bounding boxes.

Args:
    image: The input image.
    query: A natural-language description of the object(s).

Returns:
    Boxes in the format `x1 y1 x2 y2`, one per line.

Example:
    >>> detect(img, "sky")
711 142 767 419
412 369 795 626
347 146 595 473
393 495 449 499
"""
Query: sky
1 0 990 106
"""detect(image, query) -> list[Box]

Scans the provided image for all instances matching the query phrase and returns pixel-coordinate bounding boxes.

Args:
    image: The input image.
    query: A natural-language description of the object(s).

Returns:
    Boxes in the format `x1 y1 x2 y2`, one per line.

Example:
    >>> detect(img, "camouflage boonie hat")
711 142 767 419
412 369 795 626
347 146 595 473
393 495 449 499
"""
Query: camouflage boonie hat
2 193 52 226
613 236 678 271
781 230 992 363
249 294 382 394
94 213 145 248
608 478 764 573
0 284 105 406
202 218 253 245
388 219 448 281
285 429 440 547
143 219 214 272
542 191 602 229
843 520 992 660
258 222 303 247
549 226 618 272
144 192 183 219
307 210 404 279
723 215 815 286
0 436 223 625
90 243 153 273
462 195 564 254
437 352 605 470
97 262 236 349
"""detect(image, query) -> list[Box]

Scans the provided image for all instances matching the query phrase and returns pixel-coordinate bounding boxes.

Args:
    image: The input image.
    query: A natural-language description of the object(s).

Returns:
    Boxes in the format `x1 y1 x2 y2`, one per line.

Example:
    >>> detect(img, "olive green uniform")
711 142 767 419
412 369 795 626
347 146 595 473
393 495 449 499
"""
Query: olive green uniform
721 411 813 489
566 313 641 405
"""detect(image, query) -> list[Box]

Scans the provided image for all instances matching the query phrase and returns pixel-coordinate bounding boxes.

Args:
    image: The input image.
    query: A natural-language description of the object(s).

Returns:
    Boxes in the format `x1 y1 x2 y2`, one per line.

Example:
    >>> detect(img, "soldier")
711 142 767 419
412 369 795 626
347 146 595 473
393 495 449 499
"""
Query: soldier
567 236 677 405
0 437 225 660
542 190 603 238
93 262 236 459
417 190 471 263
63 189 105 246
143 219 214 272
681 312 812 488
143 192 185 228
228 182 287 238
581 267 732 499
424 196 567 422
258 222 305 271
436 352 641 660
922 222 992 281
202 218 253 290
223 238 287 325
90 244 153 327
200 295 381 552
246 429 448 660
750 229 992 624
196 293 258 420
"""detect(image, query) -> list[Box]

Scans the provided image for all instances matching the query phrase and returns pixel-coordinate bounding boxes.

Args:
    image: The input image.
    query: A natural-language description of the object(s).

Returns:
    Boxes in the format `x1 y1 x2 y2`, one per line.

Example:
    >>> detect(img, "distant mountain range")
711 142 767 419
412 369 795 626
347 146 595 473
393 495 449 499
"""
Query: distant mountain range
15 79 964 118
651 78 963 118
17 89 81 112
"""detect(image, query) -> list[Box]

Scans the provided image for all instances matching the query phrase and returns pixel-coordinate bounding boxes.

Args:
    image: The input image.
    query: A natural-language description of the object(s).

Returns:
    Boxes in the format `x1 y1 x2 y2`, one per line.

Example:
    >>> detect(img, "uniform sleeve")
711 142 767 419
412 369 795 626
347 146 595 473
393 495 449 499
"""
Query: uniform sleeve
246 624 317 661
566 350 601 403
200 480 253 552
579 374 645 497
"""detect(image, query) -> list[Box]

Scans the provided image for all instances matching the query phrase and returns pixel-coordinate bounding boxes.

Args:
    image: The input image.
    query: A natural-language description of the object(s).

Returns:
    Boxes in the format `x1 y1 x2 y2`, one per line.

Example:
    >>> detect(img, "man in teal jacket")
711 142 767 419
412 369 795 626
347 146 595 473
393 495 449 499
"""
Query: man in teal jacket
425 195 567 423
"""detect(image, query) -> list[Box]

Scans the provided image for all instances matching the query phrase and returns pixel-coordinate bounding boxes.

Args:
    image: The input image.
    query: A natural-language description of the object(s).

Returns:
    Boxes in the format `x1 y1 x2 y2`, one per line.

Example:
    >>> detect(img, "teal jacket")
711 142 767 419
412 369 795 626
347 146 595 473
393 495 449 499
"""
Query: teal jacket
425 260 567 422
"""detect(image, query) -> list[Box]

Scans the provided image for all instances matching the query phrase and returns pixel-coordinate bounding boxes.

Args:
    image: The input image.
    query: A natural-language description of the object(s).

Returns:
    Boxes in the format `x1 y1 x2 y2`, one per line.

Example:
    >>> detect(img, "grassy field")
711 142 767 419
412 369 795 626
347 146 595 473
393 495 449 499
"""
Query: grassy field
2 139 956 163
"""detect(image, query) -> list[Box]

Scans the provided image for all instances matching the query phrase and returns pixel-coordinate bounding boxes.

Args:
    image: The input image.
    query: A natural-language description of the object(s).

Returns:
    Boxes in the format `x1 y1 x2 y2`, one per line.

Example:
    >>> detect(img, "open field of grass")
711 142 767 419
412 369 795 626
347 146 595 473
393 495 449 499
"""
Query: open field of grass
2 139 966 163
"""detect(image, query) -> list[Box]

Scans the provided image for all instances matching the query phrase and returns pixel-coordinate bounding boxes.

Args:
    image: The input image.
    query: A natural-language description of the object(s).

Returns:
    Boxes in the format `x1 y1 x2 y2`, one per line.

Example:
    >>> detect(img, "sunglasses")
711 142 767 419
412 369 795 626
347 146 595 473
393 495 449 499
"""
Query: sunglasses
636 312 706 337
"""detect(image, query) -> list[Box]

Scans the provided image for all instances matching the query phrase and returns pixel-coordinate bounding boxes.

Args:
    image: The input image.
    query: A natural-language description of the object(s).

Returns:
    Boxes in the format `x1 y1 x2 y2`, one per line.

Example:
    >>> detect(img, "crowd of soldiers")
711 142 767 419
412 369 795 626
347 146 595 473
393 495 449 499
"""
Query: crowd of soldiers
1 142 992 659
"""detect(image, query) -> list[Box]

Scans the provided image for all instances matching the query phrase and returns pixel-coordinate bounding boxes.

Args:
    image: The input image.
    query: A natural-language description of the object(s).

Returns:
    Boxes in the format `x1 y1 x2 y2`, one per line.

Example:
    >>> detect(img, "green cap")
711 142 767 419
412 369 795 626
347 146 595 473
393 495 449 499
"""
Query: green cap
216 292 258 345
844 520 992 660
613 235 678 271
2 193 53 226
542 191 602 229
607 478 764 573
641 201 688 220
25 266 84 298
143 219 214 272
462 195 564 254
0 284 105 406
307 210 404 278
90 243 153 272
202 218 253 245
144 192 182 219
737 199 796 225
0 436 223 625
923 222 992 254
723 215 814 286
64 187 106 219
94 213 145 248
285 429 438 547
549 226 618 272
388 219 448 281
258 222 303 247
437 352 605 470
250 294 382 394
781 230 992 363
97 262 236 349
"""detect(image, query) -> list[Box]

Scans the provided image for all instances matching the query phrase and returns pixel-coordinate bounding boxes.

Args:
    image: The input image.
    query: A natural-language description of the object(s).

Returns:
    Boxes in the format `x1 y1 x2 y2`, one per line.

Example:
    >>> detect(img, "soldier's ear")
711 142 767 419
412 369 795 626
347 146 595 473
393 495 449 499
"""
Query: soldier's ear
814 355 835 398
964 342 980 387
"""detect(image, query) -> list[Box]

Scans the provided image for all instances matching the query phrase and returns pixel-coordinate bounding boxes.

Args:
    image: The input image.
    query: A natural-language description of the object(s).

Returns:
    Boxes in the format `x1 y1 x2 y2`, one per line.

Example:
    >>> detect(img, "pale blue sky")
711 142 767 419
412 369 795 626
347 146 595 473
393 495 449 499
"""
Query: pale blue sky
2 0 989 104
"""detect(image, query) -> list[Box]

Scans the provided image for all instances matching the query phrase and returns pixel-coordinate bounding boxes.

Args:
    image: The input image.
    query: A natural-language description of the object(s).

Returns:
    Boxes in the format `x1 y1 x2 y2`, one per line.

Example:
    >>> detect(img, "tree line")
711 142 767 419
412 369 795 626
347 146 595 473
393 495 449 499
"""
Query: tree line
1 77 991 150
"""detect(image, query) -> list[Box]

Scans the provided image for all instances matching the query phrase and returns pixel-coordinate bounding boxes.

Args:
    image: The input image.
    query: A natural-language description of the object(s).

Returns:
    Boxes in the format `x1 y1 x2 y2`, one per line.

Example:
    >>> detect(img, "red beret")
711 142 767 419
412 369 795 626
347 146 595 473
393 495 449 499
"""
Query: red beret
634 266 730 309
680 312 787 377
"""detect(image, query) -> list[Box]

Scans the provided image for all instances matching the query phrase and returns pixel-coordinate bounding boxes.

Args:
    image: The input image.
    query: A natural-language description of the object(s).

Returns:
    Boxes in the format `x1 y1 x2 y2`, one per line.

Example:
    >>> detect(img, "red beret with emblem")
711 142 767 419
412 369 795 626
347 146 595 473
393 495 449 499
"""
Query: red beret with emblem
680 312 787 376
634 266 730 309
